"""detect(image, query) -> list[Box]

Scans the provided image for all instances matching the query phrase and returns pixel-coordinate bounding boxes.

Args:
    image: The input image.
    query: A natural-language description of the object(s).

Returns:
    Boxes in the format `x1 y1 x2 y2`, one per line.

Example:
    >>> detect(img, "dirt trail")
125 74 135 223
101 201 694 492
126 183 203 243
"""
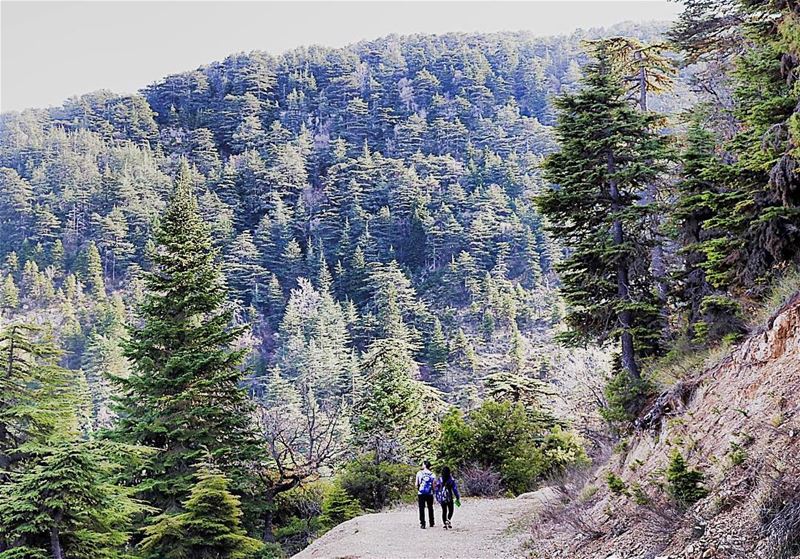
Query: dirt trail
292 489 558 559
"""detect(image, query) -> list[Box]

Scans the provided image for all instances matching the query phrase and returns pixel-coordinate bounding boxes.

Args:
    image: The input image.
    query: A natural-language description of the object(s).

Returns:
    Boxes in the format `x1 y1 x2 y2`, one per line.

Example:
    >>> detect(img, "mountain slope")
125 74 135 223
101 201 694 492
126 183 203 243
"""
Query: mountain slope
0 23 679 424
530 290 800 558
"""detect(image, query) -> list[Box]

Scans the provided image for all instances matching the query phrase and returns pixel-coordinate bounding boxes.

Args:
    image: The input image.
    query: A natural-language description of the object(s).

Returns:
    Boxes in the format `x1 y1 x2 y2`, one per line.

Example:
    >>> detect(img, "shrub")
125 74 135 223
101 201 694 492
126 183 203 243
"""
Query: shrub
271 483 326 552
728 442 747 467
438 408 473 467
580 484 599 502
460 464 503 496
338 453 415 511
630 482 650 505
666 451 708 507
759 476 800 559
274 483 325 519
254 543 284 559
601 370 655 424
605 471 628 495
539 426 590 477
320 484 361 529
438 401 588 495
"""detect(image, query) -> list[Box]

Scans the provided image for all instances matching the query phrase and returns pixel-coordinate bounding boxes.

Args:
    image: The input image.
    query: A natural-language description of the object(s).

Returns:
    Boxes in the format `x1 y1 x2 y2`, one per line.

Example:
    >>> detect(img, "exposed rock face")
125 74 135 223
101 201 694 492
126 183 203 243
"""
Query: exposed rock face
530 293 800 559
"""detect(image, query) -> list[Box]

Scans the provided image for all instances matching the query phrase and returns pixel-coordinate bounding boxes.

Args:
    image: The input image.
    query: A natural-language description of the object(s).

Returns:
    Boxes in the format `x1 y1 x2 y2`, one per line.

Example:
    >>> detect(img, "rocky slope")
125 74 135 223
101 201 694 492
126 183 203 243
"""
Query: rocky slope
529 293 800 559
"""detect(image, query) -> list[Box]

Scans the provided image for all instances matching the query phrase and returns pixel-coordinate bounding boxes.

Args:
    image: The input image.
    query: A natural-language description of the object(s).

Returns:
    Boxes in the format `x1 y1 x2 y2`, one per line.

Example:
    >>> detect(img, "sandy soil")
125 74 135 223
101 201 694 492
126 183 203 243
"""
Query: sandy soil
292 489 558 559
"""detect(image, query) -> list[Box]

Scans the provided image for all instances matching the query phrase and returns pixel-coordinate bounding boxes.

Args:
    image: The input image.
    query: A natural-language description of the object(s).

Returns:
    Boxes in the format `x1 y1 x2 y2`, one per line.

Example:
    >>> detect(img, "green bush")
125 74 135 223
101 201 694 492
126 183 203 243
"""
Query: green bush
438 401 587 495
338 453 415 511
601 370 655 424
254 543 284 559
666 451 708 507
438 408 473 467
539 426 590 476
728 442 747 467
630 482 649 505
271 483 326 549
320 484 361 529
605 471 628 495
273 516 322 544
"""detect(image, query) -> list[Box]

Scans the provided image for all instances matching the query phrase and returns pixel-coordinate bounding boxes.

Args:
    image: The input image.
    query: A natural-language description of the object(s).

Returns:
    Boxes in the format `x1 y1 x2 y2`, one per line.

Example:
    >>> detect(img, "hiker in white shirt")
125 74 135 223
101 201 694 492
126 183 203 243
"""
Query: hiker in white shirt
415 460 436 528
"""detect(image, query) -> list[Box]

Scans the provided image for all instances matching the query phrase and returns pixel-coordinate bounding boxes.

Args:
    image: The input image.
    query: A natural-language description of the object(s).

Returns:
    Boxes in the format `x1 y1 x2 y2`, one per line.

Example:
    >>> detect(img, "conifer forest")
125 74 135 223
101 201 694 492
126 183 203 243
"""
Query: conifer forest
1 1 800 557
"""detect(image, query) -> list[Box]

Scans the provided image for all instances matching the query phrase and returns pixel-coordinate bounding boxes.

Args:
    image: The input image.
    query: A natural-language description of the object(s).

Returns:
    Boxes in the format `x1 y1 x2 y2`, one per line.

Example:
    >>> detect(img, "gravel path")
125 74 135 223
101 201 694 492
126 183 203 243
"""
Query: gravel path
292 490 558 559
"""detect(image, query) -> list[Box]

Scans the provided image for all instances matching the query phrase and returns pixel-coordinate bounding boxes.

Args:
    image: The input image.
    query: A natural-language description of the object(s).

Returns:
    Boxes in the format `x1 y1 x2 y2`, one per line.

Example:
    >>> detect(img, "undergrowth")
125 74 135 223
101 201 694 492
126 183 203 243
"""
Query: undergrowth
749 266 800 328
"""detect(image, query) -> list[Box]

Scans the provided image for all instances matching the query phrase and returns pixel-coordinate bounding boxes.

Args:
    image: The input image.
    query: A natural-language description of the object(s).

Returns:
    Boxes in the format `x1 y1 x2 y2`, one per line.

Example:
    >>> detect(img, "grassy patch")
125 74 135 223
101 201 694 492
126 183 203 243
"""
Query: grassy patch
749 266 800 328
646 339 733 387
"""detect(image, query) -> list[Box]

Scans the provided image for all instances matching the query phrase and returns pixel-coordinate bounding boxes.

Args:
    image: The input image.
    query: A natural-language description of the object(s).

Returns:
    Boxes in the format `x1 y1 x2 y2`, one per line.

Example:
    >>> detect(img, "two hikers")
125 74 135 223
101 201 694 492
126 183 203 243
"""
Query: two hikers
415 460 461 529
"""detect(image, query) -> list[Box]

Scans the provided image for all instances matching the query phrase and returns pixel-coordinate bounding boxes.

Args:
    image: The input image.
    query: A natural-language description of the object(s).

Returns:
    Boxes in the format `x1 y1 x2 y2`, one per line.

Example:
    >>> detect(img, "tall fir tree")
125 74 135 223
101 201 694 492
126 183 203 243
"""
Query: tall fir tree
354 286 441 459
672 0 800 292
536 48 671 380
110 161 261 514
671 113 744 344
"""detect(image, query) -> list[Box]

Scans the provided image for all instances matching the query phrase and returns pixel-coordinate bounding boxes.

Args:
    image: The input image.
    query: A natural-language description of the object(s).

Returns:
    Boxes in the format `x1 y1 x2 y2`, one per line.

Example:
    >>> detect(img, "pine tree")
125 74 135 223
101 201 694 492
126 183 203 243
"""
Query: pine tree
139 465 263 559
482 370 556 427
354 287 440 459
257 272 285 327
224 230 266 307
588 37 676 316
0 324 78 473
110 161 261 513
5 252 19 274
586 37 675 112
536 48 671 380
671 113 743 344
671 0 800 292
82 241 107 299
275 278 356 400
82 332 129 430
50 239 65 278
0 441 144 559
94 207 135 283
1 275 20 311
0 169 34 248
426 317 448 374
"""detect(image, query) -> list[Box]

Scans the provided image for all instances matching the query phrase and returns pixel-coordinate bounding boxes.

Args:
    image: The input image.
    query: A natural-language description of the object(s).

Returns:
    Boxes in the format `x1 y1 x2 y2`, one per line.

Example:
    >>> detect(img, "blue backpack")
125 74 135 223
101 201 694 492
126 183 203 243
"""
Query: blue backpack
419 471 434 495
435 478 454 503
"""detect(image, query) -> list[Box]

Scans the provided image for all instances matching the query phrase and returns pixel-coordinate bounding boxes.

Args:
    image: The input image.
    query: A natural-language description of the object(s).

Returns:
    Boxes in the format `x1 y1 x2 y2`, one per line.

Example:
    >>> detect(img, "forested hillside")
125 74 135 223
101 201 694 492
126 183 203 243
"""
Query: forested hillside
0 24 676 450
2 1 799 556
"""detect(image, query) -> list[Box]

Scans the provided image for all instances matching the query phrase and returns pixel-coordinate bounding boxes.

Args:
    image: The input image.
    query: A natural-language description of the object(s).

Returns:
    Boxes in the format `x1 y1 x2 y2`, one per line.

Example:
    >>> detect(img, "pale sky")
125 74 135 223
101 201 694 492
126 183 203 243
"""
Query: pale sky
0 1 684 113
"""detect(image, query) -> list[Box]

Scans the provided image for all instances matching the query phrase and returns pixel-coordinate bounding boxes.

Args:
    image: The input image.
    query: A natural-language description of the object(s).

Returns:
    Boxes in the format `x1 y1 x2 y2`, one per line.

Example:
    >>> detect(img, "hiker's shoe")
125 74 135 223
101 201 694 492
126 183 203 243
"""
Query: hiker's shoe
420 525 426 529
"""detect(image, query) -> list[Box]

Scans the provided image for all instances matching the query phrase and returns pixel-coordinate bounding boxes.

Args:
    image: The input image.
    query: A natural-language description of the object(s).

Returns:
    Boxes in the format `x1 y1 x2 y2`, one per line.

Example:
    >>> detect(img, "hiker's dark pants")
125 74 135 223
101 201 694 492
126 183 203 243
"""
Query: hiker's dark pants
441 500 454 524
418 494 434 526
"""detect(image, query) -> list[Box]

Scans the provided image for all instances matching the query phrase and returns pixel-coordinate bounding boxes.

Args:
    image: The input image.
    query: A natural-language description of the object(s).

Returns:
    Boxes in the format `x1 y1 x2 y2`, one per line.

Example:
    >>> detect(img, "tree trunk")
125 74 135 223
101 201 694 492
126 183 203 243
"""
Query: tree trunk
262 497 276 542
608 152 641 379
636 54 648 112
50 523 64 559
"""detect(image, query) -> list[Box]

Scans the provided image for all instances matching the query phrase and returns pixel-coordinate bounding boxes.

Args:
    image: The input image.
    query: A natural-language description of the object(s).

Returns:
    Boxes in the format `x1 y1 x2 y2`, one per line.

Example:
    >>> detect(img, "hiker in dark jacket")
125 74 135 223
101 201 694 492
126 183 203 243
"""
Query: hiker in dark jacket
434 466 461 529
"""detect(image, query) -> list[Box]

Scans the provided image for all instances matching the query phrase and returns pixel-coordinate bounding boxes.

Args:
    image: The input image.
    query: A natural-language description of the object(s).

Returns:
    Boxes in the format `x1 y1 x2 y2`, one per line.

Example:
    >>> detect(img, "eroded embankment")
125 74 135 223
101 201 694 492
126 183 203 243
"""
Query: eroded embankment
529 293 800 559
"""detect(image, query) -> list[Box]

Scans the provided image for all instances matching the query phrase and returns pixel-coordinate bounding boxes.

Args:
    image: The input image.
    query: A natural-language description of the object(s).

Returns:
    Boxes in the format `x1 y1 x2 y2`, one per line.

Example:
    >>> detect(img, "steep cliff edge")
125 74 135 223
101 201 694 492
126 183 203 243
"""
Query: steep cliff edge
530 293 800 559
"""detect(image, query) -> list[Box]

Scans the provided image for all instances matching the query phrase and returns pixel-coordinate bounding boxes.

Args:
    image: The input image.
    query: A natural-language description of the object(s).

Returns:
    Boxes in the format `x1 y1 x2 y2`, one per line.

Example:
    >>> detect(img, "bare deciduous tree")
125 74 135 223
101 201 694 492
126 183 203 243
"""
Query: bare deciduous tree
254 386 349 541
